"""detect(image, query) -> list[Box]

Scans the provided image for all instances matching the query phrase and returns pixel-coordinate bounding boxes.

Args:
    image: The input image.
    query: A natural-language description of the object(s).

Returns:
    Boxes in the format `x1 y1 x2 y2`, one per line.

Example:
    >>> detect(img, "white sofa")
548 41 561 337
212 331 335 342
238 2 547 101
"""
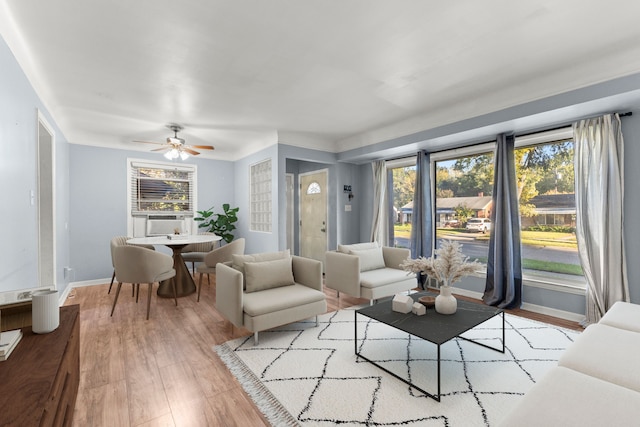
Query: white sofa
499 301 640 426
324 242 415 303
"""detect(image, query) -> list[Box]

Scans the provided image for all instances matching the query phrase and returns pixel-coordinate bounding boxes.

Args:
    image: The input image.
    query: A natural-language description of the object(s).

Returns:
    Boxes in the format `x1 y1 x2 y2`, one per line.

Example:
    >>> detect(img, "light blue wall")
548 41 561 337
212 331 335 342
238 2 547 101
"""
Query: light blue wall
0 35 71 297
69 144 235 281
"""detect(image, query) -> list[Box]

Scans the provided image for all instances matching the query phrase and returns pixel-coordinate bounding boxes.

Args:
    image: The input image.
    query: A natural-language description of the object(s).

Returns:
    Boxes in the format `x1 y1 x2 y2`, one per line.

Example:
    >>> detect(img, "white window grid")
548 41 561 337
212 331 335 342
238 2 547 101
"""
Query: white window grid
250 158 272 232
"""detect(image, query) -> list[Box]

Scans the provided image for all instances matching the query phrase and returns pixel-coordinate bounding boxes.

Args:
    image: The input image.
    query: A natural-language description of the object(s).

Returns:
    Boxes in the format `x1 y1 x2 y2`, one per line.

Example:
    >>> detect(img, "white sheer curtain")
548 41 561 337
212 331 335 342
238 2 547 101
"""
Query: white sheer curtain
370 160 388 245
574 113 629 325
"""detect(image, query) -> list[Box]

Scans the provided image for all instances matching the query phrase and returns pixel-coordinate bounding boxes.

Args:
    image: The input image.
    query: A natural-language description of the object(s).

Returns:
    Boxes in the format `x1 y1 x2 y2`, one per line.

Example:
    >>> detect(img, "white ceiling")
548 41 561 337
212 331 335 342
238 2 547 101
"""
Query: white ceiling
2 0 640 161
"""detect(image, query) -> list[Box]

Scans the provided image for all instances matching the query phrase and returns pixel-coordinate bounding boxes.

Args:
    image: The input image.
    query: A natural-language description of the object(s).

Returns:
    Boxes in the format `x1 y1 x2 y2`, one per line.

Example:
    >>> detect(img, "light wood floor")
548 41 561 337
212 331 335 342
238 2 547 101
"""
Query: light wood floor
65 276 581 426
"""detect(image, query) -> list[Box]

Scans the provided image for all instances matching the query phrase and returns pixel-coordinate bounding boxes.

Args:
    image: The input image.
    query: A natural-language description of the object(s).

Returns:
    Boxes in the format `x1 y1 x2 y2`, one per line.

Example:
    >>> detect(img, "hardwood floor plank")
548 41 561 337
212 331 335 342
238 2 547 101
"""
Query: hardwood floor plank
123 324 173 426
70 275 581 426
206 387 269 427
134 413 175 427
168 398 220 427
160 362 206 408
73 380 130 427
79 321 127 389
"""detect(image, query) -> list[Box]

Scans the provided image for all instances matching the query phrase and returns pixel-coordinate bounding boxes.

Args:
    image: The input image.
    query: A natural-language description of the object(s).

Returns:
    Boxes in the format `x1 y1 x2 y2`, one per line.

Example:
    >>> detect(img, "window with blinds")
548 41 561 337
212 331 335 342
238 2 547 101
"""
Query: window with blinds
129 160 196 215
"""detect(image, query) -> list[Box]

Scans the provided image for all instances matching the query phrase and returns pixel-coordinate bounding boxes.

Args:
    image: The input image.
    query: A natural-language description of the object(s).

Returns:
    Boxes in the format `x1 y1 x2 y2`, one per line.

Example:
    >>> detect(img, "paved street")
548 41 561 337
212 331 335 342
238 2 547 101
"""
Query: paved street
394 234 580 266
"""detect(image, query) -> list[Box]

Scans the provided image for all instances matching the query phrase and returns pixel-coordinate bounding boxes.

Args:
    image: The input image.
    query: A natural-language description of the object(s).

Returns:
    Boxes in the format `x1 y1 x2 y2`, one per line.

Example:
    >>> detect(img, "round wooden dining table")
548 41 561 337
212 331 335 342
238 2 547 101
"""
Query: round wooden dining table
127 234 221 298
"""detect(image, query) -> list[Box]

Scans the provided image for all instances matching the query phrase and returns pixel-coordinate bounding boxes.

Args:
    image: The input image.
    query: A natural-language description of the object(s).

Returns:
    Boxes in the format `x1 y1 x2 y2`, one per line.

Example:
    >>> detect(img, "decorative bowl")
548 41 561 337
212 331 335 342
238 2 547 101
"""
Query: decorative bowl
418 296 436 308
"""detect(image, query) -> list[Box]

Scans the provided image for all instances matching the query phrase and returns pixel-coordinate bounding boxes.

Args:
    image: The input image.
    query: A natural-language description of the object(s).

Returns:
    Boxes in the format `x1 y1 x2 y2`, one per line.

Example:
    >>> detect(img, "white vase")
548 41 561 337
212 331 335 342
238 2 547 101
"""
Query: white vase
435 284 457 315
32 290 60 333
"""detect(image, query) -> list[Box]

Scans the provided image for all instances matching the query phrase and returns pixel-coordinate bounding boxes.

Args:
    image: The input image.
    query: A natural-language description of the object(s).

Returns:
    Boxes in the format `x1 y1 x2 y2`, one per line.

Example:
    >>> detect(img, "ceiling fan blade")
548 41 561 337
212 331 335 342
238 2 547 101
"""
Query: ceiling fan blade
133 139 165 145
151 146 170 152
183 148 200 156
189 145 215 150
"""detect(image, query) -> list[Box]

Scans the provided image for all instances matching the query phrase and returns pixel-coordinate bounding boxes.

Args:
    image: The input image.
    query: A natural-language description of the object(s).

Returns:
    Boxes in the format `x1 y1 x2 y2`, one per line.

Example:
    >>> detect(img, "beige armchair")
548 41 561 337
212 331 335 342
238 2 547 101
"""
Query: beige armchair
196 238 245 301
216 251 326 345
324 242 415 304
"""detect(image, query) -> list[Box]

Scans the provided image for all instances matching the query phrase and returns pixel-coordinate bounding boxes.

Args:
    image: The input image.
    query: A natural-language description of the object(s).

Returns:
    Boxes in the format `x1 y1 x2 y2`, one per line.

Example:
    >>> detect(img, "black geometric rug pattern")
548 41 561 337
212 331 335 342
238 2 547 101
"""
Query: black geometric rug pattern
216 306 579 426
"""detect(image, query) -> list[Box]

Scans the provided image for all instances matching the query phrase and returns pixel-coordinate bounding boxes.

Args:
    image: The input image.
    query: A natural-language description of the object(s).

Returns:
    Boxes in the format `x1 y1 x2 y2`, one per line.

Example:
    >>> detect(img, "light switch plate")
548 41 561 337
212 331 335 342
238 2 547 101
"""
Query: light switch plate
345 204 352 211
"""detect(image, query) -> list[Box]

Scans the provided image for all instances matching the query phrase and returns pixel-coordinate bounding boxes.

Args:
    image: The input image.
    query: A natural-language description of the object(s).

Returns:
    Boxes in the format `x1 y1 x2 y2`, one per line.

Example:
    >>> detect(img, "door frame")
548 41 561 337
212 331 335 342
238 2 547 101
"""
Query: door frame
37 110 56 288
285 173 294 252
298 168 329 262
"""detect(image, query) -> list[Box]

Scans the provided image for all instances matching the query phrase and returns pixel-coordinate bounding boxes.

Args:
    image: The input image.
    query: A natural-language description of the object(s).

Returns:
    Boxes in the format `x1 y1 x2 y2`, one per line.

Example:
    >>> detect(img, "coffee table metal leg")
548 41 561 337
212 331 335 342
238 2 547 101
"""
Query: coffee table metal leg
355 313 441 402
437 345 441 401
457 311 506 353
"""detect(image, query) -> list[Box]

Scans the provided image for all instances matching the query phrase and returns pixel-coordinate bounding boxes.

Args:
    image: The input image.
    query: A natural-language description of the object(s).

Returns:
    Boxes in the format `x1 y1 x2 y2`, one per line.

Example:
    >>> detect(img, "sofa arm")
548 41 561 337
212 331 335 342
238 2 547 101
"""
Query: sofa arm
383 246 411 270
324 251 361 297
215 263 244 327
292 255 323 292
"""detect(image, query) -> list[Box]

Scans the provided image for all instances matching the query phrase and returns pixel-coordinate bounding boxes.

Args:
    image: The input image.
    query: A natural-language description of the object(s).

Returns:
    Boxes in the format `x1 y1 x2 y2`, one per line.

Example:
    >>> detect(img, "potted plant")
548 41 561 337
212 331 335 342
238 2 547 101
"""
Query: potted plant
194 204 239 244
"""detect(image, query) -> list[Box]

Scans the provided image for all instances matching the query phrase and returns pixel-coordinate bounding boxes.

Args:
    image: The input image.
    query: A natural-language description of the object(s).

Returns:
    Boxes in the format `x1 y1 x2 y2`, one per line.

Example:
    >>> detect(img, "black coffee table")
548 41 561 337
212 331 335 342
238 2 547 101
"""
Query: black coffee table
355 292 504 401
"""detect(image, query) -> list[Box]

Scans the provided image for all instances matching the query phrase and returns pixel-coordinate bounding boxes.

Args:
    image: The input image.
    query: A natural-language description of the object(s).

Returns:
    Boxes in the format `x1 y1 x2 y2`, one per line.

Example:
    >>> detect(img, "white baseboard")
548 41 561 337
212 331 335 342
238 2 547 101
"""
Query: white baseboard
450 287 483 300
520 302 584 323
70 278 111 288
447 286 583 323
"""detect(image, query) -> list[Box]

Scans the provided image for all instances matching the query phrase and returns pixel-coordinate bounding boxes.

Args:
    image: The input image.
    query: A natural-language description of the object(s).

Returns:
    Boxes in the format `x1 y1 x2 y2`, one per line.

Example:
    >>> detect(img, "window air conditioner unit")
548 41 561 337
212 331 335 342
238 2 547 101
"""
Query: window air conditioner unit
146 215 186 236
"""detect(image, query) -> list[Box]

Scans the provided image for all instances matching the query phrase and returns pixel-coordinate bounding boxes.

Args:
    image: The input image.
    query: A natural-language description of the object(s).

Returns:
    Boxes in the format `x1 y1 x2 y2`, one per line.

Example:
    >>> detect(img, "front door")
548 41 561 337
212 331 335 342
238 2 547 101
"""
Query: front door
299 170 328 267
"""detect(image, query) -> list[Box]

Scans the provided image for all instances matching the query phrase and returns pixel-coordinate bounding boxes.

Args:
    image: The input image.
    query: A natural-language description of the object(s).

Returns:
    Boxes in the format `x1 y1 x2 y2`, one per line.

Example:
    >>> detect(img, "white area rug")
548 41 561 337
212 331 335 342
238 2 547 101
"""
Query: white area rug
215 307 580 426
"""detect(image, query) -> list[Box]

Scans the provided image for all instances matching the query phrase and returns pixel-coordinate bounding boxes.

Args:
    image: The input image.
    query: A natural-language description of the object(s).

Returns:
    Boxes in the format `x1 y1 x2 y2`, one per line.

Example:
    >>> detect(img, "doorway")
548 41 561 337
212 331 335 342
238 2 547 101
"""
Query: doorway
299 169 328 267
37 112 55 288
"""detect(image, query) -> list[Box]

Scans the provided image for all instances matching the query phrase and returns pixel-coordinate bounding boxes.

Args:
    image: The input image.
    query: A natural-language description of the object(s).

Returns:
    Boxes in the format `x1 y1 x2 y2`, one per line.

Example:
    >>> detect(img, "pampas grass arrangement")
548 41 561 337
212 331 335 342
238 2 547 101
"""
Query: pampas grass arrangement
400 239 482 287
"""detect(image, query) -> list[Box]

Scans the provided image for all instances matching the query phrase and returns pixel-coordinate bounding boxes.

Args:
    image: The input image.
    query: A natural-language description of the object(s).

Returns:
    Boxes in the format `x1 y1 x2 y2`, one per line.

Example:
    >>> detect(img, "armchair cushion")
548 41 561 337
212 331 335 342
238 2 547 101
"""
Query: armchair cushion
360 268 412 289
350 247 386 272
232 249 290 275
338 242 379 254
244 257 295 293
243 284 325 317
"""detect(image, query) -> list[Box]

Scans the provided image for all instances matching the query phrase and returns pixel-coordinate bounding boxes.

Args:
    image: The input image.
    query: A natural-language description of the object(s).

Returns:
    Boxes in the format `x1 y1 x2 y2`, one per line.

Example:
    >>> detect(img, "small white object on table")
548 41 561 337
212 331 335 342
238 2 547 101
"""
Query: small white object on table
392 294 414 314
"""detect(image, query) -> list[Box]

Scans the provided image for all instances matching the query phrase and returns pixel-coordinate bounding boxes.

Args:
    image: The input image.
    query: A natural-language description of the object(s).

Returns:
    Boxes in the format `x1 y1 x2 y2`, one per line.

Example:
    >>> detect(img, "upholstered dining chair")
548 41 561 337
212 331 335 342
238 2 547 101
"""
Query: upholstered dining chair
196 238 245 301
108 236 155 294
110 245 176 320
182 232 219 274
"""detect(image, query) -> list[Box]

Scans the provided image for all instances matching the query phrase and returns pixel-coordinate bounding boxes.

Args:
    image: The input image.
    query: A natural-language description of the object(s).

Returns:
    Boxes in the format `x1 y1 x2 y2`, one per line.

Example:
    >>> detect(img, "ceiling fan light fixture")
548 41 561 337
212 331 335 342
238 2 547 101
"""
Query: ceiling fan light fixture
134 123 213 160
164 148 180 160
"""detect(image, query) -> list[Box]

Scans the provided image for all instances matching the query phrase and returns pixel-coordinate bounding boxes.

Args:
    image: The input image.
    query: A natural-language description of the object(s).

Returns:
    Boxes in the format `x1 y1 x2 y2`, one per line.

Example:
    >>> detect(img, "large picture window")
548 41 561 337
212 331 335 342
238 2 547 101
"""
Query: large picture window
515 128 581 279
429 128 583 287
388 158 416 250
433 144 494 263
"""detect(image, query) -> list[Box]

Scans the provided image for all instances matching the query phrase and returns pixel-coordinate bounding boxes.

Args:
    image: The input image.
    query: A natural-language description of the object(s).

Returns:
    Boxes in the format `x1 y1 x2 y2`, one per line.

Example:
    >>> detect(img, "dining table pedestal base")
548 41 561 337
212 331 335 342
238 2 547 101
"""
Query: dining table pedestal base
158 244 196 298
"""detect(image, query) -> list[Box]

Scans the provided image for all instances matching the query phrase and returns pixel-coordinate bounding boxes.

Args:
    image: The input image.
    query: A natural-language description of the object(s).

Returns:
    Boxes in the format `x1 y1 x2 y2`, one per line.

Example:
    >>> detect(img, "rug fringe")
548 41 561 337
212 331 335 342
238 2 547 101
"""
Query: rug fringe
215 343 300 427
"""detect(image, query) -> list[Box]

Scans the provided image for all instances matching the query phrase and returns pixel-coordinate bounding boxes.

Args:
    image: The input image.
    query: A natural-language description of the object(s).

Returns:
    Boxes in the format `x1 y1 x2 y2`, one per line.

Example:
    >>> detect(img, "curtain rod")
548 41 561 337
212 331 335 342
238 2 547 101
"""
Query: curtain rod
386 111 633 162
515 111 632 139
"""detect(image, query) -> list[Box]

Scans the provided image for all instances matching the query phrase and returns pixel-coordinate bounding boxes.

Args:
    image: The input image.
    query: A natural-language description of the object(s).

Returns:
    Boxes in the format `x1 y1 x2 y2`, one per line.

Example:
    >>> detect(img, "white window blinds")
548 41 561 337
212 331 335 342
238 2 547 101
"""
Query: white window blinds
129 161 195 216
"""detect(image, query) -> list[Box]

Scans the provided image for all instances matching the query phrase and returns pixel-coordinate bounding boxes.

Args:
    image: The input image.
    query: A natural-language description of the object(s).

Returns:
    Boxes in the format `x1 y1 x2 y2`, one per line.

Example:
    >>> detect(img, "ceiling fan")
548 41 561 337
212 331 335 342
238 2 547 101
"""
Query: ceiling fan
133 124 215 160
